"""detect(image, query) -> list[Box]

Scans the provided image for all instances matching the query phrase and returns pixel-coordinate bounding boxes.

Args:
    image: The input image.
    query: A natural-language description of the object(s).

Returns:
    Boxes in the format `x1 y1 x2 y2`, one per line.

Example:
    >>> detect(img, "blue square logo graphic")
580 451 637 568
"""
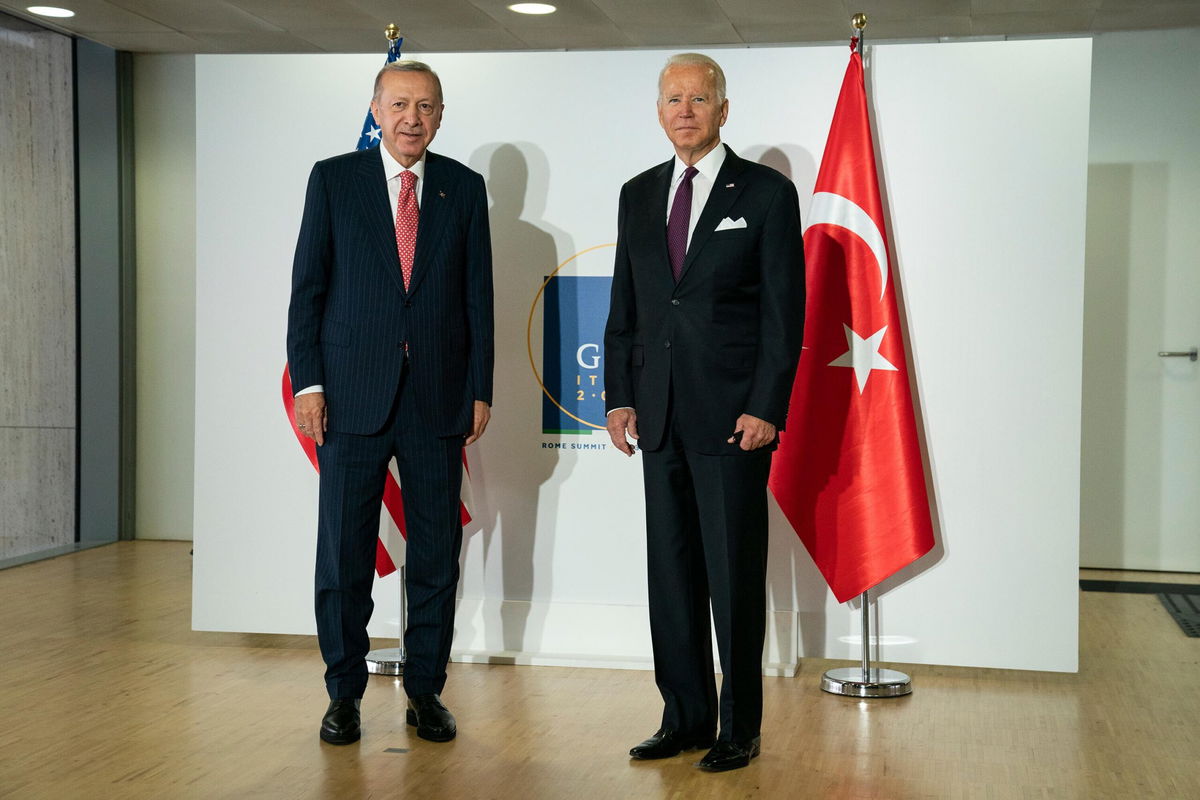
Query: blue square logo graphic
541 276 612 434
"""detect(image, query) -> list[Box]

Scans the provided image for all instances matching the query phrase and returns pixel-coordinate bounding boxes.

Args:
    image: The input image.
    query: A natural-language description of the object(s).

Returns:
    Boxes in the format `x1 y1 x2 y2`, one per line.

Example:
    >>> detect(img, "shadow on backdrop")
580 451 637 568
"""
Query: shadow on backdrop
458 142 576 658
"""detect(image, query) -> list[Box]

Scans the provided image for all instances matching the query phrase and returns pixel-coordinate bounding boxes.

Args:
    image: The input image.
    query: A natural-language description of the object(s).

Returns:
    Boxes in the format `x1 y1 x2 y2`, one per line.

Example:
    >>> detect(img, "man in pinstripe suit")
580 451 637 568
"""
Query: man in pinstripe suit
287 61 494 746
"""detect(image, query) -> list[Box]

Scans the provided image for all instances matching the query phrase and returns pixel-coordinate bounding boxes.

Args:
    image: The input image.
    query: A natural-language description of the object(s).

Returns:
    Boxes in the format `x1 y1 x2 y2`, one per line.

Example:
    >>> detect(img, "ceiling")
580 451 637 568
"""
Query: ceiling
2 0 1198 54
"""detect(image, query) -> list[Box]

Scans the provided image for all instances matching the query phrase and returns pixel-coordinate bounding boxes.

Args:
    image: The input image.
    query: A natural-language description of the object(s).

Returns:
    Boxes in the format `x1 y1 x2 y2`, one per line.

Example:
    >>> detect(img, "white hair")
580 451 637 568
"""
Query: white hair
658 53 726 103
373 60 443 103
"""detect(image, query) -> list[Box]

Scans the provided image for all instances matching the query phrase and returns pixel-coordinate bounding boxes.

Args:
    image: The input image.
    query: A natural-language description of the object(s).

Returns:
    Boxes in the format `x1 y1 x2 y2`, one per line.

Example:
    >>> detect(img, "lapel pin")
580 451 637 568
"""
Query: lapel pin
725 183 735 188
438 190 446 198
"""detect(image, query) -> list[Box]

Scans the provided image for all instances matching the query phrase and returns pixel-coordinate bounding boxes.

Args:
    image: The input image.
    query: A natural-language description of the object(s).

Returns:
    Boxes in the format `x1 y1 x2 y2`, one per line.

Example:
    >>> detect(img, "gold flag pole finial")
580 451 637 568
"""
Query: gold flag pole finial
385 23 400 42
851 13 867 53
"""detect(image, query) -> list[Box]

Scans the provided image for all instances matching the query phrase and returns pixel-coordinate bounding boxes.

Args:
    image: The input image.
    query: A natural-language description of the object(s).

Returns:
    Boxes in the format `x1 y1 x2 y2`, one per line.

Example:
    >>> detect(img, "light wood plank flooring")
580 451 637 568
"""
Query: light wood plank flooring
1 542 1197 799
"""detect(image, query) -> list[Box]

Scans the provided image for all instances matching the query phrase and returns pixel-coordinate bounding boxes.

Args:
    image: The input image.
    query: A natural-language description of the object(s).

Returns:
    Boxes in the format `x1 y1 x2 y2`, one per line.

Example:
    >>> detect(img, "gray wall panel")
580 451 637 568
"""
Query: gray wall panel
0 12 76 561
0 15 75 428
0 428 75 560
75 37 123 545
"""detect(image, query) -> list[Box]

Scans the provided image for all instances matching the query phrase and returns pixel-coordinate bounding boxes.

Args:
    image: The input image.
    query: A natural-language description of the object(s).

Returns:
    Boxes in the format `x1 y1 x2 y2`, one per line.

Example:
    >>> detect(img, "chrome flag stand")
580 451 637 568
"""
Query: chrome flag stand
820 588 912 697
366 566 406 676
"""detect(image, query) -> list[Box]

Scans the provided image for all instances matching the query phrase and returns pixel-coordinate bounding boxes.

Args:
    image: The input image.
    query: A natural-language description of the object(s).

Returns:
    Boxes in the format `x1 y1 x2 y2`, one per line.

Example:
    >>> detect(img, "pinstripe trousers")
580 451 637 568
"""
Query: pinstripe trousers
314 361 464 700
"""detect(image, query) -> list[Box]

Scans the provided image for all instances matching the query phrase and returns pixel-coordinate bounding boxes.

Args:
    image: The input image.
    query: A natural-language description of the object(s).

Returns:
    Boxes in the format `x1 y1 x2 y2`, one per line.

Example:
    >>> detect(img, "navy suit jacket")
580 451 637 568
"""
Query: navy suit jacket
603 145 805 454
287 148 494 437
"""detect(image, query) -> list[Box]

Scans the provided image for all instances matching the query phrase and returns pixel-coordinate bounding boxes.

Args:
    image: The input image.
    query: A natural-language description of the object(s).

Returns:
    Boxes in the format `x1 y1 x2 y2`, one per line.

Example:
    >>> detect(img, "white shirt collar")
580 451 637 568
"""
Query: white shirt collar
379 144 426 182
671 142 725 186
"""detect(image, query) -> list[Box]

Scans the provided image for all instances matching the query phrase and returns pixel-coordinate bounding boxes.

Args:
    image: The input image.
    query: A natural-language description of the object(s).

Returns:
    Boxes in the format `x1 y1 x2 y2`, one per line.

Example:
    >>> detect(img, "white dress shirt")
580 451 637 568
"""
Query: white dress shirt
665 142 726 250
381 143 426 216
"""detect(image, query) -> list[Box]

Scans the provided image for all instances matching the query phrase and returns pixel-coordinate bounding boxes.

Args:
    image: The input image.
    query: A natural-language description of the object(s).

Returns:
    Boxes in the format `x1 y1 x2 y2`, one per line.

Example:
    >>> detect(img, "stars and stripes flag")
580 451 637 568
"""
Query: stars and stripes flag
768 40 934 603
355 34 404 150
283 34 474 578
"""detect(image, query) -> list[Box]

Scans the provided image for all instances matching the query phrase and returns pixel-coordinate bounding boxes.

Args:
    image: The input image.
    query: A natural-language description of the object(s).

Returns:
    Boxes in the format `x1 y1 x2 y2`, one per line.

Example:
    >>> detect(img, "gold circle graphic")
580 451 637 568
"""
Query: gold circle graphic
526 243 616 431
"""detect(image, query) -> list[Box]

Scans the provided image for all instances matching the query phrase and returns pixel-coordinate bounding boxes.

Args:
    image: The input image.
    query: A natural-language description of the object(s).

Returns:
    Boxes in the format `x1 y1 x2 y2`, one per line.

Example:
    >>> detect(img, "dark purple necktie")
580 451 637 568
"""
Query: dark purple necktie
667 166 698 282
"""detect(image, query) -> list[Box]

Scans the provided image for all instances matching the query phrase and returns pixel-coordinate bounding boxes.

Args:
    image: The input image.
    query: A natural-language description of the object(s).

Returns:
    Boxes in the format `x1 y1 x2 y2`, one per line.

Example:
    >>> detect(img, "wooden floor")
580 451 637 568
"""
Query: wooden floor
1 543 1197 799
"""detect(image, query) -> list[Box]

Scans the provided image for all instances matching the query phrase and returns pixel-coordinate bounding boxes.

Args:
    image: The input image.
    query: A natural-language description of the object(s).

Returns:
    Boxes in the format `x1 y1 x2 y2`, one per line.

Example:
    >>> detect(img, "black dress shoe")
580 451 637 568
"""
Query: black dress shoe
406 694 457 742
319 698 361 745
697 737 761 771
629 728 716 760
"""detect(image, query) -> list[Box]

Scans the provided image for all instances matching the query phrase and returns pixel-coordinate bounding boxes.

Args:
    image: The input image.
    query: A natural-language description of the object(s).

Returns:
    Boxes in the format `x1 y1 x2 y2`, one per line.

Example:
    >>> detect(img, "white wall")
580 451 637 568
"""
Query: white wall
1080 28 1200 570
187 40 1091 673
133 54 196 541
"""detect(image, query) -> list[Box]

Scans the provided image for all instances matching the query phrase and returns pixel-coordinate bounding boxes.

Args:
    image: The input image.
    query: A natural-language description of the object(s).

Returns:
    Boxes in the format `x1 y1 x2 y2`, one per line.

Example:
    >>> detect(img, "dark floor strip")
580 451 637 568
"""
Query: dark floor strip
1157 594 1200 638
1079 579 1200 595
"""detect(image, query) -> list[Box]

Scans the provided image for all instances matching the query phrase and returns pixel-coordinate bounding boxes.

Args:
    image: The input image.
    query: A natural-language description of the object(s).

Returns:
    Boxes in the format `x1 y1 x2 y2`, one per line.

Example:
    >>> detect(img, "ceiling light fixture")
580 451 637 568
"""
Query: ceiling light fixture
507 3 557 14
26 5 75 17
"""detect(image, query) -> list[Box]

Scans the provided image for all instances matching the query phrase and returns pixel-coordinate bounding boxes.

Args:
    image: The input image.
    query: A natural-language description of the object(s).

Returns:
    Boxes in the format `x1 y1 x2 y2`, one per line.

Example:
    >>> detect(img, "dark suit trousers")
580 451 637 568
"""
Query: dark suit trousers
641 412 771 744
314 363 464 700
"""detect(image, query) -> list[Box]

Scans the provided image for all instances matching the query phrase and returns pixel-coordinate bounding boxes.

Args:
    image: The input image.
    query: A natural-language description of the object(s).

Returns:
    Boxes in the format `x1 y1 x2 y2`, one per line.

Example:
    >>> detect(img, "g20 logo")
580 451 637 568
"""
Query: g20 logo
527 245 614 435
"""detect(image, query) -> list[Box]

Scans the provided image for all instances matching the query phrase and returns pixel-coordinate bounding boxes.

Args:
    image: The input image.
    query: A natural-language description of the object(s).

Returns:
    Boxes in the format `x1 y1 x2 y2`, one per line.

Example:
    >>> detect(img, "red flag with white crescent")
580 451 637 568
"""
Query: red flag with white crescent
769 43 934 603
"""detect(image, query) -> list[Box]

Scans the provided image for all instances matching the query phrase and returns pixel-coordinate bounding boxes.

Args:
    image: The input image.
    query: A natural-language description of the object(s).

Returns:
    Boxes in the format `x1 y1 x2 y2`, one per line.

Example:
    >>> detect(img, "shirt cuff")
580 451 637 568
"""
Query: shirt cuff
295 384 324 397
606 407 634 416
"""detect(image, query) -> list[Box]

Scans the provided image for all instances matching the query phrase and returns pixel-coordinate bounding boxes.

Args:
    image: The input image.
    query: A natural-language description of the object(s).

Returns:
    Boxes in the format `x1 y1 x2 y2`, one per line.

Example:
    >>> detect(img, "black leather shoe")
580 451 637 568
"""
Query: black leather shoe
406 694 457 742
319 698 361 745
629 728 716 760
697 737 761 771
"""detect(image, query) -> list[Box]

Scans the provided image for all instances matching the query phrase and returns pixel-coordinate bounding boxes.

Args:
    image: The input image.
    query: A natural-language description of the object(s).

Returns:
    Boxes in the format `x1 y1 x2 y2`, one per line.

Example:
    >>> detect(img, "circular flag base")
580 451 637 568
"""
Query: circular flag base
821 667 912 697
366 647 405 676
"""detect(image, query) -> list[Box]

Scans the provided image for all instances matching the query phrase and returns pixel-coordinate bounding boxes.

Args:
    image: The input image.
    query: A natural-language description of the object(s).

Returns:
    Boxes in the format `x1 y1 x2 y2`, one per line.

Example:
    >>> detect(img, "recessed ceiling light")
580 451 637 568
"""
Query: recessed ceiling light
26 6 75 17
508 3 557 14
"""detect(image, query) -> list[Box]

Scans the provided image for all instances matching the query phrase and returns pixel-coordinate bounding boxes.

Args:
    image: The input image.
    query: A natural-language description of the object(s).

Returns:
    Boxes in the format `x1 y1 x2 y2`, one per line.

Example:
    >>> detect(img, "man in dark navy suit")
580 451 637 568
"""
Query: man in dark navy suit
604 53 805 772
287 60 493 745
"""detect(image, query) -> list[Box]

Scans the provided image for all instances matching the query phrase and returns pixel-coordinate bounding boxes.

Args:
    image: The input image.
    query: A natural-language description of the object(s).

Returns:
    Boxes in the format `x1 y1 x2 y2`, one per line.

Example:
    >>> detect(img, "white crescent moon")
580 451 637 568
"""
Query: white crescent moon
804 191 888 300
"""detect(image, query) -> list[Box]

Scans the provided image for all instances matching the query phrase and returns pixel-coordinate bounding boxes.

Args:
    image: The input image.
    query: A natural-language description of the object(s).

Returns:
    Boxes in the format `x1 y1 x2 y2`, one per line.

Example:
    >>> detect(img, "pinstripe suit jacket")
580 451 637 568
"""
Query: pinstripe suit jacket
287 148 494 437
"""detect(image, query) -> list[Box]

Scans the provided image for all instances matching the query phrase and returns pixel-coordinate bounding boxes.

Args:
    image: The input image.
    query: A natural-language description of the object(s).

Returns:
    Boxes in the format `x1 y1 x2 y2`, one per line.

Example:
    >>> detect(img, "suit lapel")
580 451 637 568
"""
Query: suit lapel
646 159 674 291
353 148 407 294
679 144 749 283
407 151 452 297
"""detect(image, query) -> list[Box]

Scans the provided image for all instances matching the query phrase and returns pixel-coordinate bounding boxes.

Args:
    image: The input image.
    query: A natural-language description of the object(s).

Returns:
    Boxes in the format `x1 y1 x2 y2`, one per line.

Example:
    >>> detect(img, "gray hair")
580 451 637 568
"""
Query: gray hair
658 53 726 103
373 60 443 104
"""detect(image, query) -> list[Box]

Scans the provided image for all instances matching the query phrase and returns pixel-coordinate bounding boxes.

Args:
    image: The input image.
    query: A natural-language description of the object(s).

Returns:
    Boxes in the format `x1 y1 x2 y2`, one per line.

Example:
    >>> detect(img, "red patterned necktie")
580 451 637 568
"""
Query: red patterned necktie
667 166 698 282
395 170 419 290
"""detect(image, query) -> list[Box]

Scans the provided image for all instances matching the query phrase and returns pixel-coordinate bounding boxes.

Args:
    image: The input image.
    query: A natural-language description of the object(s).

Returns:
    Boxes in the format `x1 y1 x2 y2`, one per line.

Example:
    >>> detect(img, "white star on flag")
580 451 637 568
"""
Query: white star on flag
829 324 897 393
367 126 381 142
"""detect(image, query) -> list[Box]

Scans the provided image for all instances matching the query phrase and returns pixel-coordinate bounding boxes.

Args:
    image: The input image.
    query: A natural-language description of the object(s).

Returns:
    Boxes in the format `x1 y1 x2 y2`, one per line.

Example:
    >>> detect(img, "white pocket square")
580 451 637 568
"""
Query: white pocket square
715 216 747 231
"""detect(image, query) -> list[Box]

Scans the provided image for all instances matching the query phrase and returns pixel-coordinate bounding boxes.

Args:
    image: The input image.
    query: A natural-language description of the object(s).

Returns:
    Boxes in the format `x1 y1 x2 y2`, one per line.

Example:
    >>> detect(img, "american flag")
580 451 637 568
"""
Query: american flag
355 35 404 151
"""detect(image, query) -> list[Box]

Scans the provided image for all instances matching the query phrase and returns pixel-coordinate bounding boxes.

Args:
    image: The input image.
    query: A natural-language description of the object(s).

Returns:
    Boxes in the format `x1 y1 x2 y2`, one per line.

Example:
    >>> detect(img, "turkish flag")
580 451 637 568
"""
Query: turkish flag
768 45 934 603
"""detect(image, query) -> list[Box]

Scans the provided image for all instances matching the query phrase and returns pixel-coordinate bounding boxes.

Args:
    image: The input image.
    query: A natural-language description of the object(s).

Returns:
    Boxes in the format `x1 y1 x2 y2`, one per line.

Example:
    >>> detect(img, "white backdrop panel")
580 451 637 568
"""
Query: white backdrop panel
193 39 1090 672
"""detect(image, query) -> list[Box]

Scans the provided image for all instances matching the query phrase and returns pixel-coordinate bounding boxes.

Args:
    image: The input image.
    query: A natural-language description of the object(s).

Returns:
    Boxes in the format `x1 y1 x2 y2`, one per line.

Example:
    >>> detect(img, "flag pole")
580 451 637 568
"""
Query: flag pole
820 588 912 697
815 14 914 700
367 565 408 676
859 587 870 678
365 19 408 680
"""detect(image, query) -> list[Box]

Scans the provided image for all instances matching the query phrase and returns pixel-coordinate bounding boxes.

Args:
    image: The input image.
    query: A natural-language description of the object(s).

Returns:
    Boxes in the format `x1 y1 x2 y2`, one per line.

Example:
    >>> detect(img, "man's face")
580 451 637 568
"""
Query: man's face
657 64 728 163
370 70 443 168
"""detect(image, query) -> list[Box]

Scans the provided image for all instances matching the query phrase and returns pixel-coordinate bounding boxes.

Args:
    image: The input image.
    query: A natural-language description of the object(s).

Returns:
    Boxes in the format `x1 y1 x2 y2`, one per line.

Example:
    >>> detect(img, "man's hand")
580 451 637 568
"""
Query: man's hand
606 408 639 456
295 392 327 446
728 413 776 451
465 400 491 446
